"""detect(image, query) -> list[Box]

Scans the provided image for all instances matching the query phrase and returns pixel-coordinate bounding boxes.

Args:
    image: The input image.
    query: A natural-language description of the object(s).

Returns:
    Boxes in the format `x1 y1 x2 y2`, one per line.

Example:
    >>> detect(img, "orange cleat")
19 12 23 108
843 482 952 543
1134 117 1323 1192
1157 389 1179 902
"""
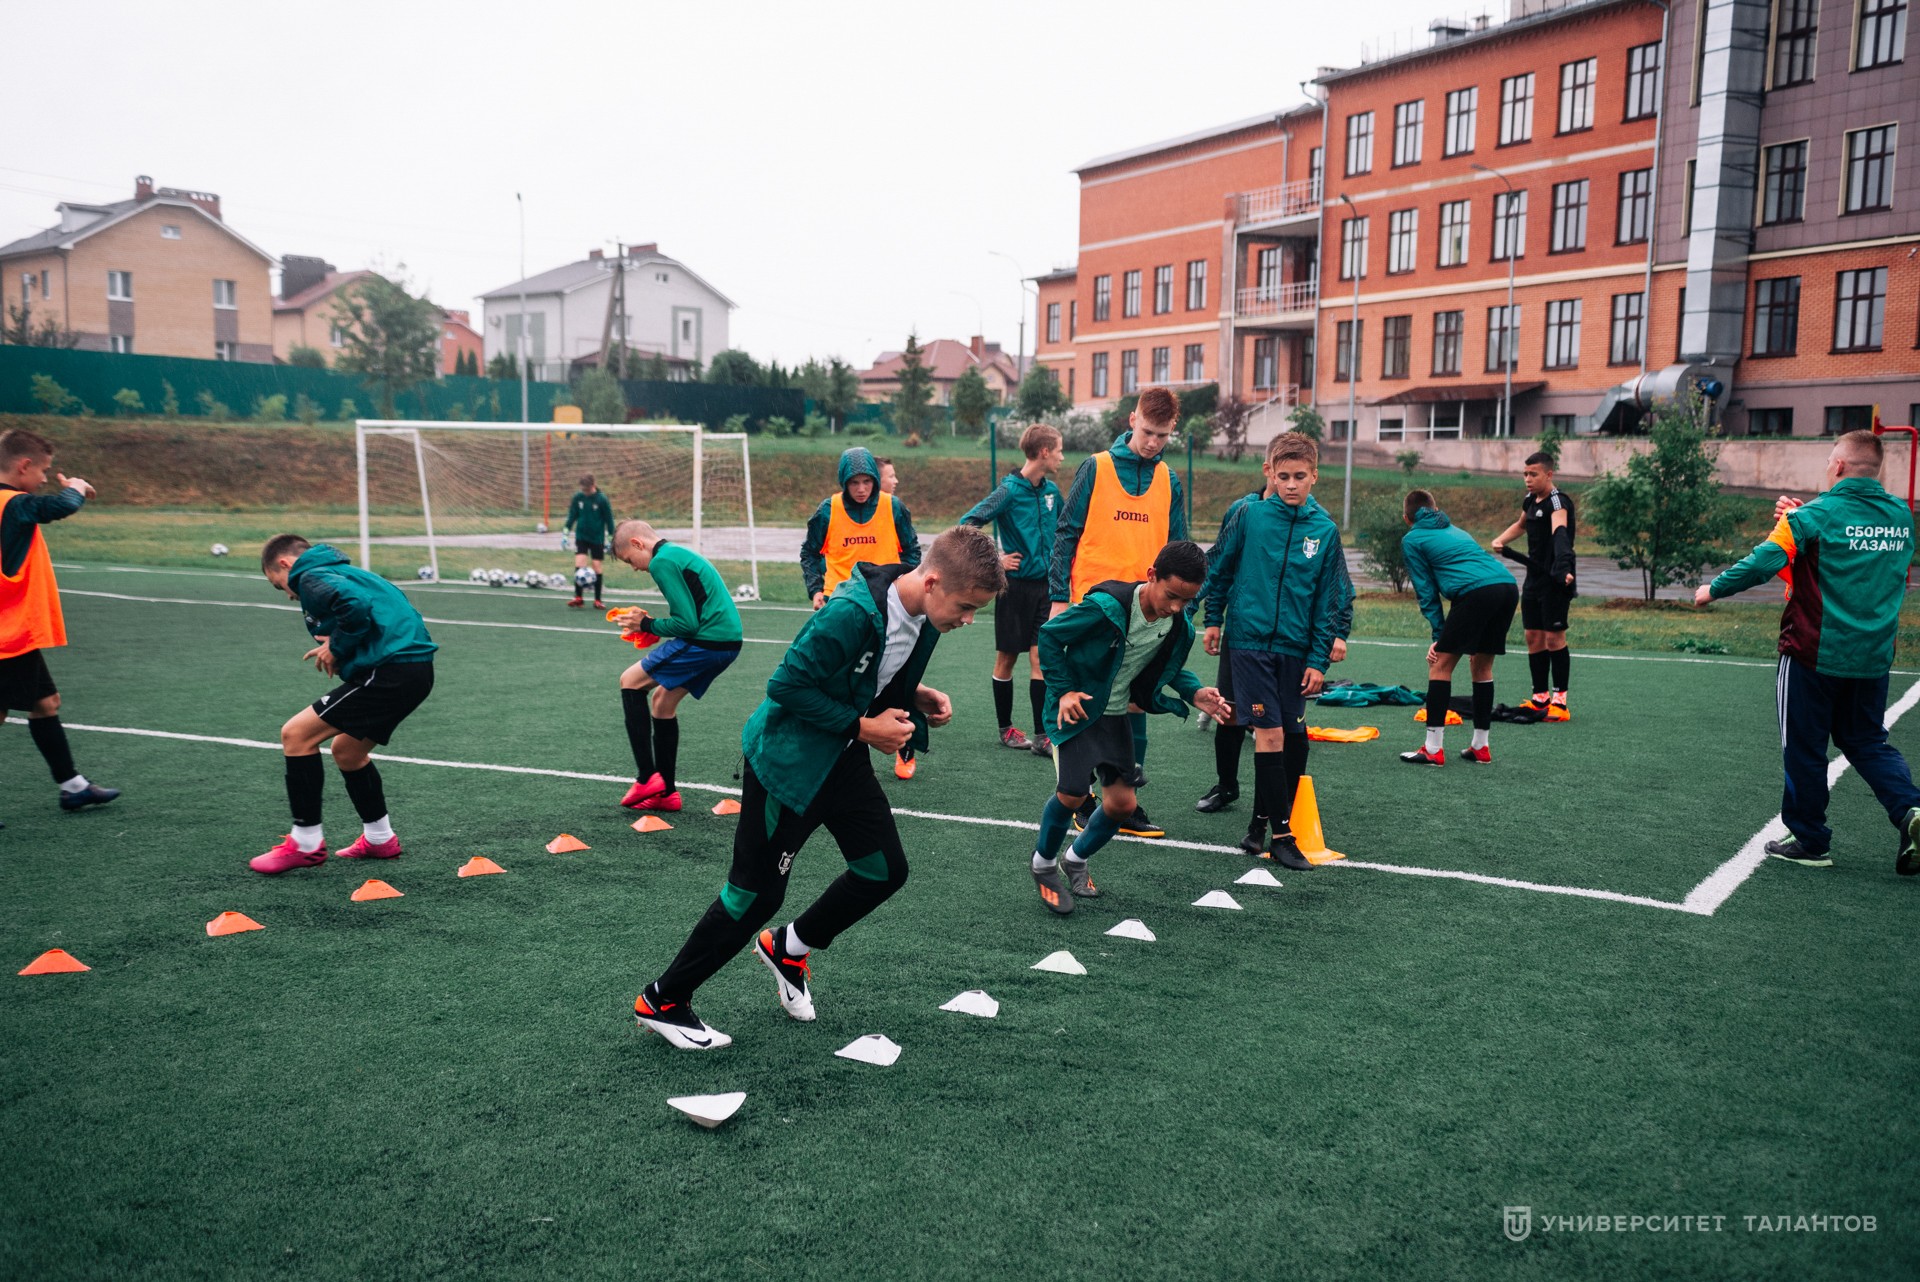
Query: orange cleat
893 751 916 780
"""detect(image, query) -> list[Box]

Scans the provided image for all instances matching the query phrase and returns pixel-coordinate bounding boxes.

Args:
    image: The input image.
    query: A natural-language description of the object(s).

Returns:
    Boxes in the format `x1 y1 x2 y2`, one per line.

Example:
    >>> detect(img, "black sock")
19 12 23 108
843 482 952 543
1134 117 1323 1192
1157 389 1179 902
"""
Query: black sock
1280 732 1310 833
1215 724 1247 793
991 676 1013 730
623 688 655 779
1528 651 1551 697
285 754 325 827
1550 648 1570 694
340 761 388 823
1472 681 1495 731
1029 678 1047 736
1425 679 1453 732
593 573 605 601
652 715 680 793
1252 750 1284 839
27 715 77 785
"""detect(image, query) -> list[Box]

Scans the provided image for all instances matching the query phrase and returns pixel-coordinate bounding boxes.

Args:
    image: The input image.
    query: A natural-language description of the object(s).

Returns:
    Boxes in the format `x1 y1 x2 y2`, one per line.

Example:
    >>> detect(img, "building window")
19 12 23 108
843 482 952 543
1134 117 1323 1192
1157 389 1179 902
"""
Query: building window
1834 266 1887 350
1625 42 1661 120
1826 405 1875 434
1184 344 1205 382
1329 419 1352 441
214 340 238 361
1378 417 1406 442
1432 311 1464 376
1749 407 1795 436
1121 349 1139 394
1308 147 1323 196
1541 414 1577 436
1046 303 1061 344
161 224 181 239
1388 209 1418 273
1675 287 1687 360
1550 180 1589 252
1334 319 1362 382
1609 292 1645 364
330 325 346 348
1493 190 1527 260
681 317 693 342
1302 334 1314 388
1444 87 1477 156
1346 111 1374 176
1093 275 1111 323
1683 158 1698 232
1091 351 1109 397
1617 168 1653 243
1439 200 1471 267
1340 216 1369 280
40 271 50 299
107 270 132 300
213 279 237 309
1151 345 1171 383
1544 299 1583 368
1774 0 1819 86
1760 142 1808 224
1499 73 1534 145
1255 248 1281 302
1393 100 1424 167
1857 0 1908 69
1186 260 1207 310
1844 124 1897 213
1753 277 1802 355
1068 368 1075 400
1122 270 1141 319
1382 315 1412 378
109 334 133 354
1558 58 1596 133
1069 300 1077 337
1153 265 1173 315
1486 304 1521 372
1253 337 1278 390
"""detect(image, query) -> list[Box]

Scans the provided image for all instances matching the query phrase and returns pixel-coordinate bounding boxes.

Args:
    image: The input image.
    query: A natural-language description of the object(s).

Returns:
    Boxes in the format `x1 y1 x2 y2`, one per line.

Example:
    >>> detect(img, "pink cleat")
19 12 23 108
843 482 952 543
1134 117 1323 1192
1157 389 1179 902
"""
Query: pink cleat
633 791 682 812
337 834 403 859
621 773 667 809
250 836 328 875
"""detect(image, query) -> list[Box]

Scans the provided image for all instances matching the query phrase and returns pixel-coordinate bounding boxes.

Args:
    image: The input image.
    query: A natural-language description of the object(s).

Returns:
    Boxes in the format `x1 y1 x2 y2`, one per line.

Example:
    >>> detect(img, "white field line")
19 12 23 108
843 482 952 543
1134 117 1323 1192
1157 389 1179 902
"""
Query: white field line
1680 672 1920 916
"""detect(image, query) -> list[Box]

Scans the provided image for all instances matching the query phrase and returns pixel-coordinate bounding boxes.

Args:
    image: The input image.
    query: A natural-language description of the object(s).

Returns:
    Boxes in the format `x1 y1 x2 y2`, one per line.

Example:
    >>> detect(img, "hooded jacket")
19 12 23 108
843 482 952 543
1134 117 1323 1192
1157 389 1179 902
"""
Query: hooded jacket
286 544 438 680
1037 580 1204 744
1201 493 1346 670
1048 433 1189 602
959 468 1062 582
800 447 921 598
1400 507 1514 642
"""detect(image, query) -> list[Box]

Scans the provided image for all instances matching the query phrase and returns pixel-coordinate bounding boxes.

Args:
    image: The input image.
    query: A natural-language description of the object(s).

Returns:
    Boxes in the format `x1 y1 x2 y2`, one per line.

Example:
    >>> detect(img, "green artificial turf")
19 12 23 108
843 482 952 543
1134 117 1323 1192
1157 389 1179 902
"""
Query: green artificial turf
2 564 1916 1280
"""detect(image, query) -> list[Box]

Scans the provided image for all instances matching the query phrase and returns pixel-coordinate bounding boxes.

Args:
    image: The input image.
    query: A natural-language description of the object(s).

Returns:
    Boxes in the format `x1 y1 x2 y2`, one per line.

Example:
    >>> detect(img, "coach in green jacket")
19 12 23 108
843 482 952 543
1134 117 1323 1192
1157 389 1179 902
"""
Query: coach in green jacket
1696 429 1920 873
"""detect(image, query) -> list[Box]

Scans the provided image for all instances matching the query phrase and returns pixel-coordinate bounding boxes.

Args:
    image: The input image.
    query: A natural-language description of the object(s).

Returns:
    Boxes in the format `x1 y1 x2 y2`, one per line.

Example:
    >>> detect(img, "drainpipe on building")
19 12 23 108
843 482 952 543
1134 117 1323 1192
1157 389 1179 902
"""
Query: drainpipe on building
1338 192 1359 531
1640 0 1671 378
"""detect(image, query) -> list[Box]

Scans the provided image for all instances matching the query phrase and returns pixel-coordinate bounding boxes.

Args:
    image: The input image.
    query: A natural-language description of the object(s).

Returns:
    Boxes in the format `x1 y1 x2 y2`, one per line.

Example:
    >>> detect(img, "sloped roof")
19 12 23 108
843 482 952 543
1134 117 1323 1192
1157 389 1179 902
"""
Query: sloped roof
0 196 275 264
274 269 378 314
479 251 736 308
861 339 1019 385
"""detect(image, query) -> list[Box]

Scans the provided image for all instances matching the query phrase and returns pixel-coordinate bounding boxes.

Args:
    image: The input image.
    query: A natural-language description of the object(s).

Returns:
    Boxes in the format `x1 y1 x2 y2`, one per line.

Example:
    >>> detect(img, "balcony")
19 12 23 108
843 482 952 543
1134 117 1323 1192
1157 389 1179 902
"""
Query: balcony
1234 281 1318 329
1234 178 1322 231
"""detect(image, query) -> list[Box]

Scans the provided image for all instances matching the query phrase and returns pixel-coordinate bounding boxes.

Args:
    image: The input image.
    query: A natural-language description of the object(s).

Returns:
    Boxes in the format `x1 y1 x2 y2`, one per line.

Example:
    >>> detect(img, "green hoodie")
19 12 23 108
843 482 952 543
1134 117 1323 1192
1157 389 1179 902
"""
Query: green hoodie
1037 580 1204 745
1206 488 1355 643
1400 507 1514 642
645 540 743 645
1202 493 1347 670
1049 433 1189 602
742 562 940 812
799 446 922 598
287 545 437 680
959 469 1062 582
1709 475 1915 679
566 489 615 545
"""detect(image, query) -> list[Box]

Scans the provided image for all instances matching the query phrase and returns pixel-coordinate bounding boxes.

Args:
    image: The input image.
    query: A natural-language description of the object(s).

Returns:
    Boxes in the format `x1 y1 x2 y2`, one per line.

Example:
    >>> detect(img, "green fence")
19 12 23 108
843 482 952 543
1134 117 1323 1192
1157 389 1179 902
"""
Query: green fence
619 379 805 429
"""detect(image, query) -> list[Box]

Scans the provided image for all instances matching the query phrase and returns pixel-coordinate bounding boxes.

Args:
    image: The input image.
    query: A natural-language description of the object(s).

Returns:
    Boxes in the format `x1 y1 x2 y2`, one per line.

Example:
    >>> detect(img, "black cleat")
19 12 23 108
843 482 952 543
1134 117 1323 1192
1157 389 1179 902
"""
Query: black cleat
59 783 120 811
1118 805 1164 839
633 984 732 1051
1195 783 1239 814
1238 822 1268 858
1070 795 1097 833
1764 836 1833 868
1898 808 1920 876
1267 834 1315 871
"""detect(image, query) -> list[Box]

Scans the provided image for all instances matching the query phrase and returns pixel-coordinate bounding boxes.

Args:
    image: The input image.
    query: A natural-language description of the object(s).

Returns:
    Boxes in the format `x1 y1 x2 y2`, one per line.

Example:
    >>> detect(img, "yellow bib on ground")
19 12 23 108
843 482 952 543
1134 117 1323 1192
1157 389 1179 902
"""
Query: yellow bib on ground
1307 725 1379 743
1069 452 1170 603
821 493 900 596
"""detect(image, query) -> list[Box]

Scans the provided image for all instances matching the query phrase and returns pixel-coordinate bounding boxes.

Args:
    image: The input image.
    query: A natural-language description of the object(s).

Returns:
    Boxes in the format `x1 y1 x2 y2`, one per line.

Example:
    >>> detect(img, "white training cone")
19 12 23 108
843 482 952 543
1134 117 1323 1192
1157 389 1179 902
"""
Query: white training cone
834 1034 903 1067
939 990 1000 1018
1235 867 1283 887
1030 950 1087 975
667 1091 746 1129
1192 890 1244 910
1105 919 1157 942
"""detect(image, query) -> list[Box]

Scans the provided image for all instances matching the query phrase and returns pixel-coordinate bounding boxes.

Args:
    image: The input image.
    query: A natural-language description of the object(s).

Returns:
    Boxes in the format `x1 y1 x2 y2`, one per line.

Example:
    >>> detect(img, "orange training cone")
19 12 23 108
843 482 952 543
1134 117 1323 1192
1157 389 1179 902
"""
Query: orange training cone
631 815 673 833
712 798 742 816
351 879 404 902
1289 775 1346 865
546 834 591 853
457 856 506 877
19 948 90 975
206 911 265 937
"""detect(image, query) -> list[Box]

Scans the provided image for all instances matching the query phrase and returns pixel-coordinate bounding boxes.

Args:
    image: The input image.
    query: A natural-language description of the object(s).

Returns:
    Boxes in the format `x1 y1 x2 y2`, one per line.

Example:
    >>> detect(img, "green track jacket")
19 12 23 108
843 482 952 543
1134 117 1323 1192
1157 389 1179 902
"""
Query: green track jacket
1037 580 1204 745
645 541 742 645
1209 488 1354 641
566 490 615 545
1048 434 1188 602
1202 493 1347 670
287 545 437 680
1401 507 1514 642
959 470 1062 582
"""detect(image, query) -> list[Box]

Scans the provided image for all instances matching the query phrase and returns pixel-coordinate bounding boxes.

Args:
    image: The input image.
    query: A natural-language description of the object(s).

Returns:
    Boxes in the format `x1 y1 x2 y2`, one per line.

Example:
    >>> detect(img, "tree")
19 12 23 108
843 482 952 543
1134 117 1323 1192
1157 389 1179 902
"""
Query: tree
824 358 860 429
950 365 994 437
638 350 670 381
891 333 935 441
796 358 830 403
1585 391 1738 600
330 273 442 418
30 375 80 415
4 304 80 348
1357 500 1413 592
286 344 327 369
573 367 629 423
1534 419 1566 467
1209 395 1253 462
705 349 765 386
1287 404 1325 442
487 351 519 380
1014 362 1069 417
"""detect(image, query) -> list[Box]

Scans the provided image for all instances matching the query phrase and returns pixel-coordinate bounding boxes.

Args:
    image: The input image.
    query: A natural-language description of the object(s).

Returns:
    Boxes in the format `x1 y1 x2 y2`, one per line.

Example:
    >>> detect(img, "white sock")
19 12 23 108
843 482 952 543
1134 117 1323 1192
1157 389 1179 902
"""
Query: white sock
291 823 325 853
362 815 395 843
1425 728 1445 753
1063 852 1087 868
783 923 812 956
58 773 90 794
1471 728 1490 750
1031 852 1058 874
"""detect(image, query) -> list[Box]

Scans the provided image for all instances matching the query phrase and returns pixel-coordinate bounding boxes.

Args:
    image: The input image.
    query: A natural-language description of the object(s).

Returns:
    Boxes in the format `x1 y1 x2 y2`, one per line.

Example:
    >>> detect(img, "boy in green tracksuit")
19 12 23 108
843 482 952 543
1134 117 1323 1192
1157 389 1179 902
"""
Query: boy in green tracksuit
633 527 1005 1051
1694 430 1920 872
565 474 616 609
1024 541 1229 915
959 422 1065 754
1399 491 1520 767
1201 433 1350 870
608 519 745 814
253 537 438 874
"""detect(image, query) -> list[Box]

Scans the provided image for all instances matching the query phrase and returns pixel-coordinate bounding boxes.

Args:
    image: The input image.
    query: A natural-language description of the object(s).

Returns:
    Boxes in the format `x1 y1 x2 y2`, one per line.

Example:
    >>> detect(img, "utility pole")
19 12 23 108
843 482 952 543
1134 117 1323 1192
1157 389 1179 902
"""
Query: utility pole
517 192 531 511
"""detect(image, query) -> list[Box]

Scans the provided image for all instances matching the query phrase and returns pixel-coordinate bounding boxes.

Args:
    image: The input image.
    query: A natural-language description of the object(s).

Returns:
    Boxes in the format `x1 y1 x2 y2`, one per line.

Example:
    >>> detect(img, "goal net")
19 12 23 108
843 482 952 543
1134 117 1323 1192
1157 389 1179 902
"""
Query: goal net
354 421 760 599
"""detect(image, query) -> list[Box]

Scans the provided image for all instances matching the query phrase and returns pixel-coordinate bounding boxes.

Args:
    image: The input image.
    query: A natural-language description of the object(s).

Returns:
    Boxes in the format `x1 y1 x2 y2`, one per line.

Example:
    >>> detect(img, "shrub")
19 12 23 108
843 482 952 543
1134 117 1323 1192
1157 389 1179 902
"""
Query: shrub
195 389 232 421
29 374 79 415
904 431 924 448
293 393 322 426
338 398 359 421
1357 500 1412 592
112 387 145 416
160 379 180 416
762 416 795 438
572 367 628 423
846 421 882 438
723 413 751 435
251 393 288 422
286 344 327 369
1395 449 1423 474
1179 413 1214 455
801 411 830 438
1586 390 1737 600
1534 421 1565 467
1287 404 1325 441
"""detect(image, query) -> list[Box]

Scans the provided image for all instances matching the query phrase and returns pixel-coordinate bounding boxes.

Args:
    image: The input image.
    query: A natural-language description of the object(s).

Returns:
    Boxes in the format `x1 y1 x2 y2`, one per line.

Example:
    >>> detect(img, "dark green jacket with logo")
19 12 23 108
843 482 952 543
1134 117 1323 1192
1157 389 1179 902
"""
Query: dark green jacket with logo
960 469 1062 582
646 540 743 645
1208 488 1355 642
566 489 615 545
287 544 438 680
1401 507 1513 642
1202 493 1347 670
1036 580 1204 745
743 562 938 812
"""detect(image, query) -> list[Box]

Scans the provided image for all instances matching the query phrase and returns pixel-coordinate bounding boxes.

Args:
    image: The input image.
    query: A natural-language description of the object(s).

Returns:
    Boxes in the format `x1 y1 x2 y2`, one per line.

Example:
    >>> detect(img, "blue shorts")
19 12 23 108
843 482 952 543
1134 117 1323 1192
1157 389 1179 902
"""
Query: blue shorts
1228 651 1308 732
641 638 739 698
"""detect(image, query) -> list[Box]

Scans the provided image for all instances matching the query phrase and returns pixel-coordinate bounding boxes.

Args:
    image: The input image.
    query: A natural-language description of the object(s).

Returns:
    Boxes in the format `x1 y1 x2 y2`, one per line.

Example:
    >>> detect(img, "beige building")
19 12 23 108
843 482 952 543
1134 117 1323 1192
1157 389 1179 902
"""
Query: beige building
0 175 275 361
271 256 377 365
859 335 1020 405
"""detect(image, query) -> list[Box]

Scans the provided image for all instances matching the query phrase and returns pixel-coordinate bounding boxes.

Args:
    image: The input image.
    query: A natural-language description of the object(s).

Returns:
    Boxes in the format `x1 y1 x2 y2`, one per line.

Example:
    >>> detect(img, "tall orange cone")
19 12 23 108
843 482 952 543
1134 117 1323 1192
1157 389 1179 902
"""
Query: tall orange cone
19 948 90 975
546 834 590 853
711 798 742 816
457 856 506 877
631 815 672 833
206 911 265 937
350 879 403 902
1289 775 1345 864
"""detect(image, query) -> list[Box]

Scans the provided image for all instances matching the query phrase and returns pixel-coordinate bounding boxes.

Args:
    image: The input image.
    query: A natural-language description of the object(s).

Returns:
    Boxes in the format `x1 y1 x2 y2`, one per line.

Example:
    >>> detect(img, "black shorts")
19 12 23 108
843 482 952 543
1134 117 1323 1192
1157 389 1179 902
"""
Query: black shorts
994 577 1049 654
1436 581 1519 656
1053 714 1137 793
312 660 435 745
1216 644 1236 706
575 540 605 560
0 649 57 712
1521 577 1574 632
1228 651 1308 732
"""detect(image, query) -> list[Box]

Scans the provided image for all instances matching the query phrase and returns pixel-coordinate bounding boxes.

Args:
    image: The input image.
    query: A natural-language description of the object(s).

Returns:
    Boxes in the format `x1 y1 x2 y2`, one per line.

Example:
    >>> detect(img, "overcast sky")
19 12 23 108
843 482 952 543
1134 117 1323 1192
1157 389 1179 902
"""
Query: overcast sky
3 0 1487 368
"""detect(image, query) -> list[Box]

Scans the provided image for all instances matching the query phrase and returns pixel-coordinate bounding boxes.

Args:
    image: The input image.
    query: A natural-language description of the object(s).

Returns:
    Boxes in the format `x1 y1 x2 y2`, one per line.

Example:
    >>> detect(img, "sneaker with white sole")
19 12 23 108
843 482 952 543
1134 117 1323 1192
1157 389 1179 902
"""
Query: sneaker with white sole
1900 807 1920 876
753 927 816 1021
337 834 402 859
1764 835 1832 867
999 726 1033 750
633 985 732 1051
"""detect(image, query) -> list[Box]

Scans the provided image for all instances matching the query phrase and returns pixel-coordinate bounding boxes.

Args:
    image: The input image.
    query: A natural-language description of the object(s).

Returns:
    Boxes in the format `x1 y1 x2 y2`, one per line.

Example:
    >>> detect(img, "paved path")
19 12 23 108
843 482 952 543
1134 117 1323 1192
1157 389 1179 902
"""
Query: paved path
1345 549 1783 602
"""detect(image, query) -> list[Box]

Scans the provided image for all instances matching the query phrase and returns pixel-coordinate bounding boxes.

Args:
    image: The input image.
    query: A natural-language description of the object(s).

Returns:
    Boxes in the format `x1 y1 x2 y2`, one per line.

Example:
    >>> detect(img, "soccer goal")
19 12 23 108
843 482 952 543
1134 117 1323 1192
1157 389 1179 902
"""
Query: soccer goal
354 420 760 599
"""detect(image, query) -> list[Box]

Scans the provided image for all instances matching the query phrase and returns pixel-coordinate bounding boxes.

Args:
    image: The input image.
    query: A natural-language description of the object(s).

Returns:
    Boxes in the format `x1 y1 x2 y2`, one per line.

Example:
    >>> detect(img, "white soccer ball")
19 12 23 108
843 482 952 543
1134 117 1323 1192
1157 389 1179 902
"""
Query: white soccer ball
574 566 595 589
468 567 487 583
731 582 760 602
535 521 549 535
525 571 546 589
487 568 506 587
417 566 436 582
505 571 522 586
210 543 230 557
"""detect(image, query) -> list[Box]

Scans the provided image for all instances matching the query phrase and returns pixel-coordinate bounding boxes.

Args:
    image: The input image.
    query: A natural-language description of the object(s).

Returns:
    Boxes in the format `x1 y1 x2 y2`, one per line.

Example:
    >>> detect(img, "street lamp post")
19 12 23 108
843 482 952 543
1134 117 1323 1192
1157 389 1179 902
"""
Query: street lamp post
987 250 1036 383
1336 193 1360 531
1473 163 1517 439
516 192 531 510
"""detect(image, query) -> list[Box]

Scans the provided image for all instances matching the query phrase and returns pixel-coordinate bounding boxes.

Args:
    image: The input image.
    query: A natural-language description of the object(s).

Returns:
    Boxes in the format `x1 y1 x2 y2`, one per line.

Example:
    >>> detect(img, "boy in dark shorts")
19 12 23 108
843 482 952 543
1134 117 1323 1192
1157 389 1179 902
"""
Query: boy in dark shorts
564 473 615 609
632 527 1004 1051
959 422 1065 754
1398 490 1521 766
252 536 438 874
608 519 744 813
1492 452 1575 719
0 429 118 824
1201 433 1350 871
1025 541 1229 915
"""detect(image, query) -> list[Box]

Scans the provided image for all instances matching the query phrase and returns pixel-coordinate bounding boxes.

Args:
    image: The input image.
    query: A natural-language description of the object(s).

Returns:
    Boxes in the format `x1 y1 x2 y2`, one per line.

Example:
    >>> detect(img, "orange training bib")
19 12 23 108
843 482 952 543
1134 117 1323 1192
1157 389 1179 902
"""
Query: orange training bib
1069 452 1170 603
821 493 900 596
0 489 67 659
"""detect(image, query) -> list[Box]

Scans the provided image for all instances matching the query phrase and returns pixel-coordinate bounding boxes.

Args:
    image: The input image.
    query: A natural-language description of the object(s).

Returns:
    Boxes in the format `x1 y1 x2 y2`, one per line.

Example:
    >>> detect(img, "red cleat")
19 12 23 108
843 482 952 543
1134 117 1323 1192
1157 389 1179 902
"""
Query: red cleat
1399 746 1445 767
250 835 328 875
1459 745 1492 765
337 833 403 859
621 773 667 808
633 791 682 812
